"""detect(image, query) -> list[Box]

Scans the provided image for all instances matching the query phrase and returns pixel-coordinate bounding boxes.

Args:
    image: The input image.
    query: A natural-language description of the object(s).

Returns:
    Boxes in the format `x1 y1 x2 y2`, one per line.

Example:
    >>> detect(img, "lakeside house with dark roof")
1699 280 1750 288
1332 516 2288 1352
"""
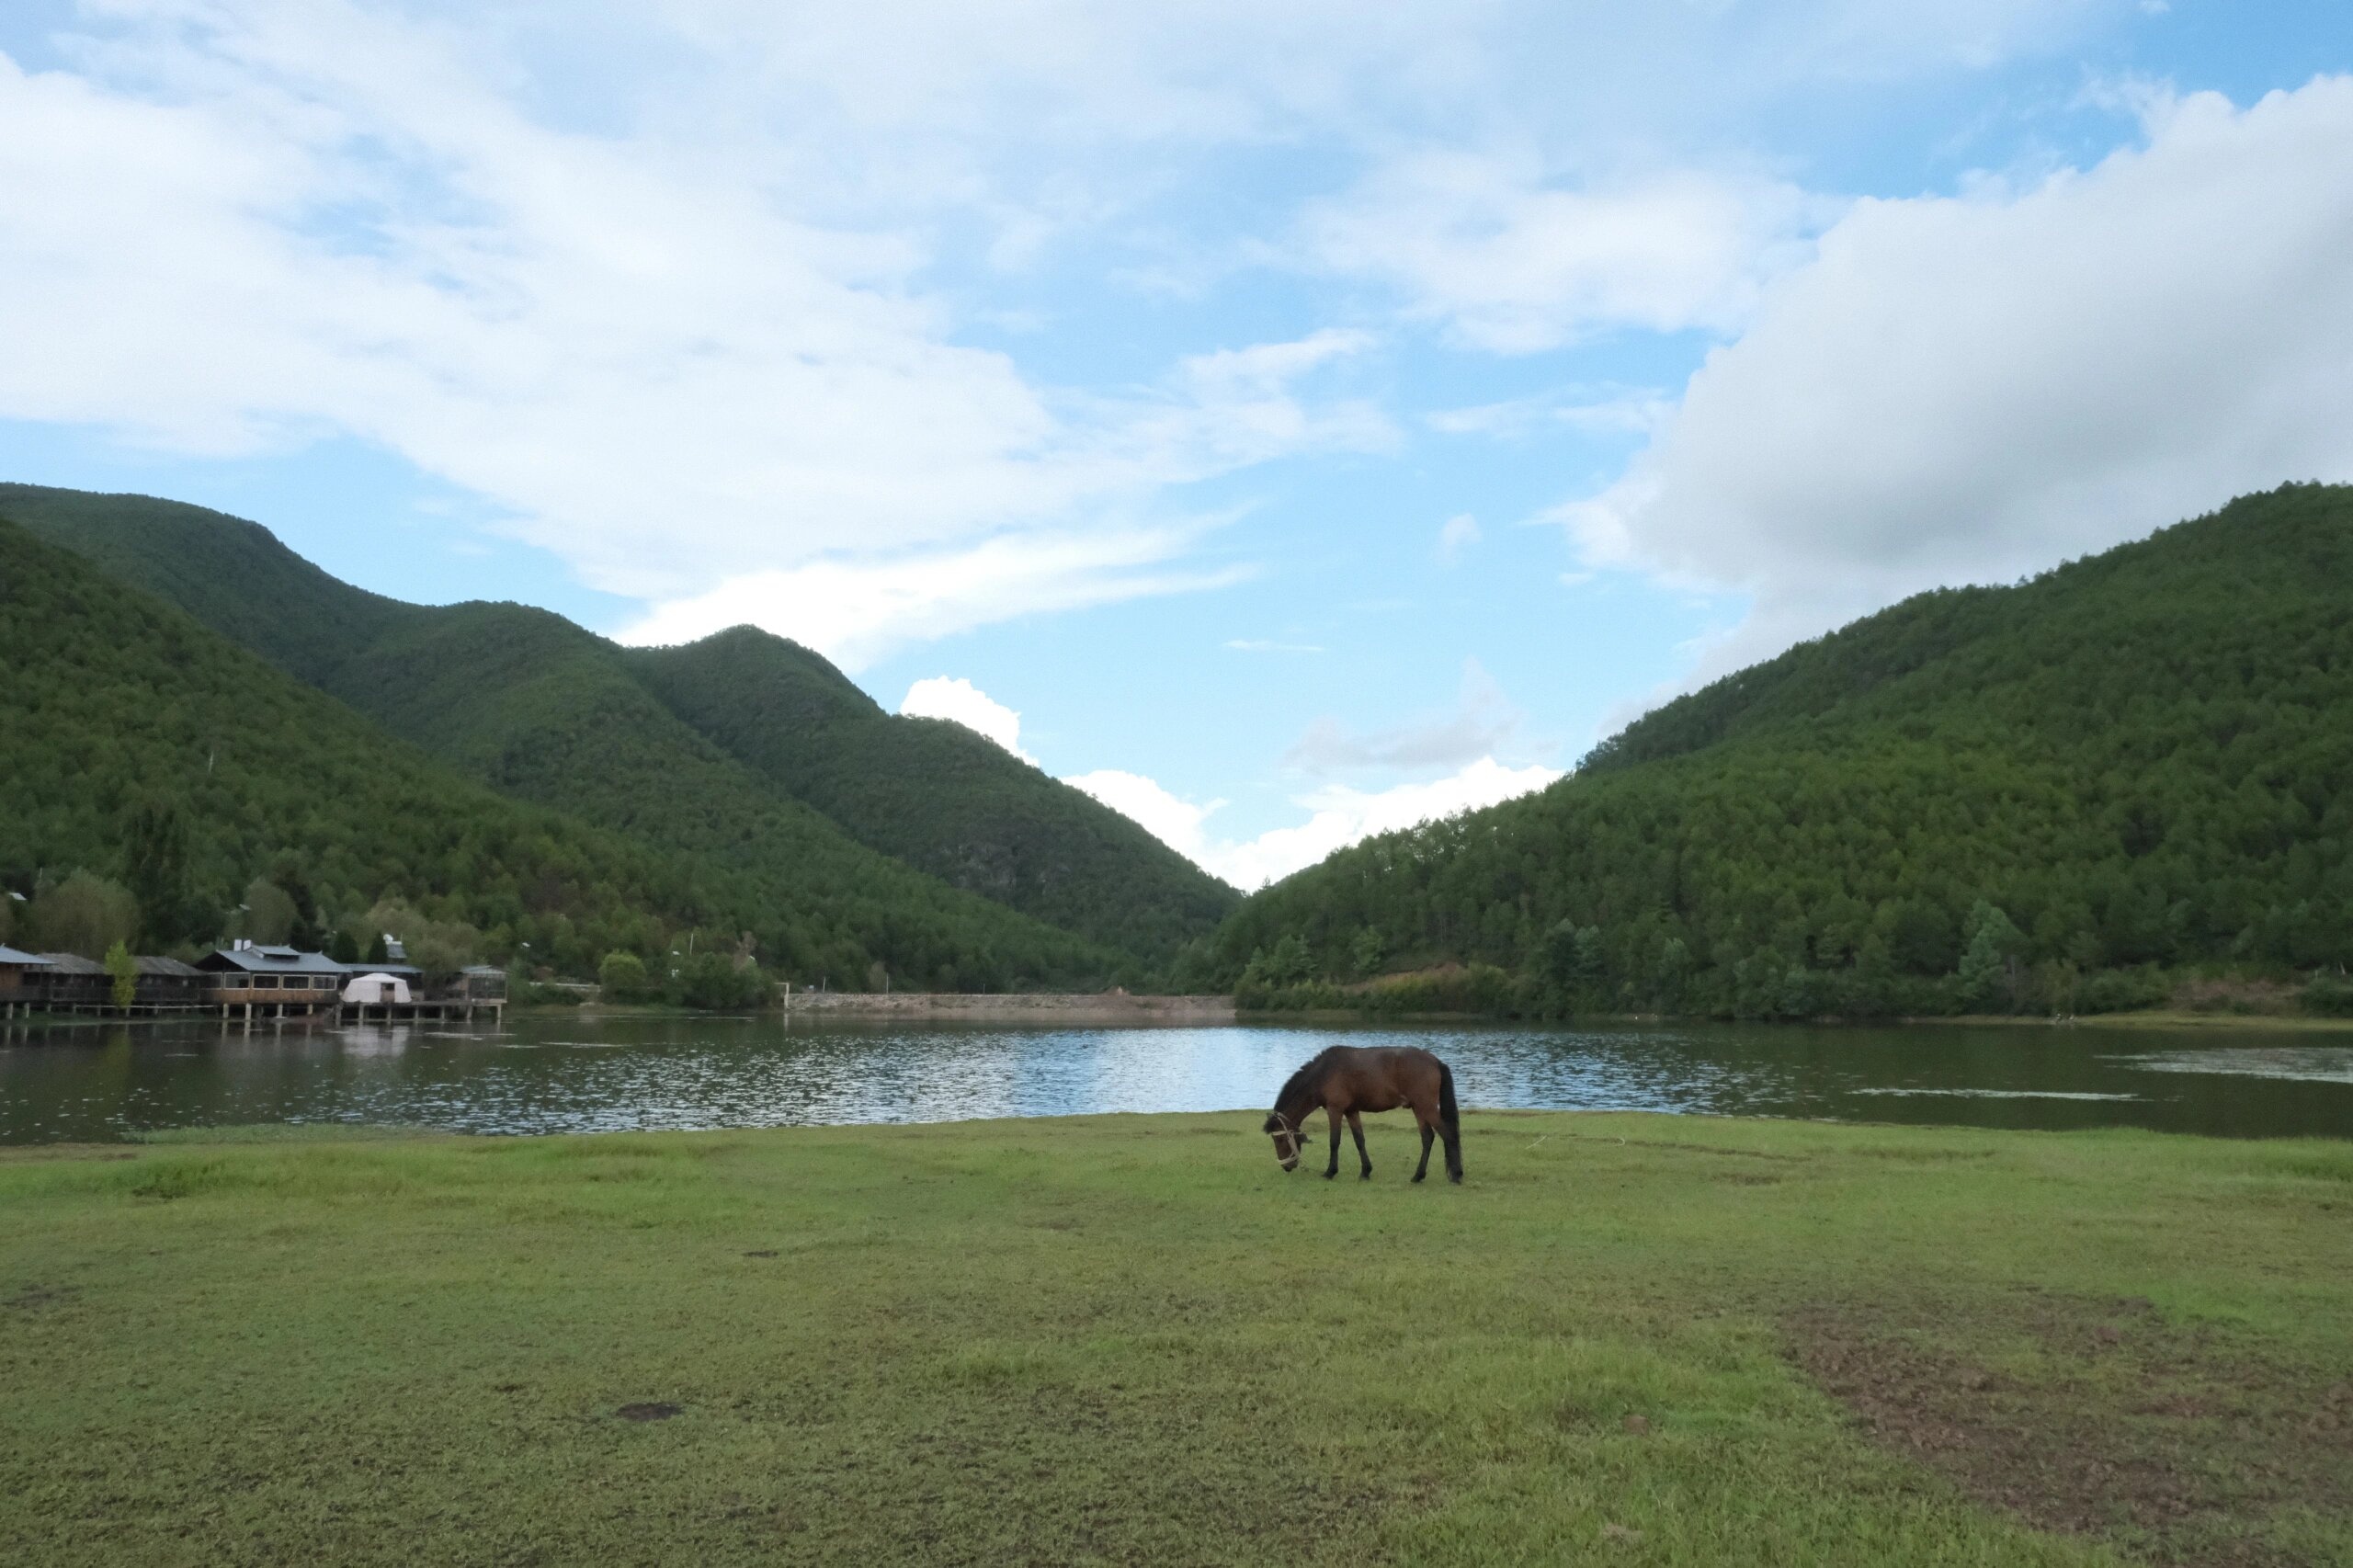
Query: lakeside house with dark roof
35 952 109 1009
6 938 504 1022
135 956 206 1006
0 945 53 1017
196 943 350 1019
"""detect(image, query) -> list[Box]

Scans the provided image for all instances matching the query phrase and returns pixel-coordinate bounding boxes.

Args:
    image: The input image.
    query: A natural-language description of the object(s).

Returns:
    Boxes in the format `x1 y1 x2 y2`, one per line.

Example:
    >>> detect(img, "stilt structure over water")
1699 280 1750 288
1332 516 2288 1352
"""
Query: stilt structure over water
1 941 506 1026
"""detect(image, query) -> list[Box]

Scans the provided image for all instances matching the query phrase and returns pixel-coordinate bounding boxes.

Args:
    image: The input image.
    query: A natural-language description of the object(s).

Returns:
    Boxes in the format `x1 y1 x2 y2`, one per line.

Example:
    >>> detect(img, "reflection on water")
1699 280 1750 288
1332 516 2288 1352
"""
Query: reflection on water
1853 1088 2141 1101
2 1014 2349 1143
2116 1047 2353 1085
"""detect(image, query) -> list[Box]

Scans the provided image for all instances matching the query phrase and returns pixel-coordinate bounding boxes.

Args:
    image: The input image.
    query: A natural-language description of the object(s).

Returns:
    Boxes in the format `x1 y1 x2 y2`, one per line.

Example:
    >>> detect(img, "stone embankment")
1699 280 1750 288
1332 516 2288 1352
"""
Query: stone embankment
779 990 1234 1024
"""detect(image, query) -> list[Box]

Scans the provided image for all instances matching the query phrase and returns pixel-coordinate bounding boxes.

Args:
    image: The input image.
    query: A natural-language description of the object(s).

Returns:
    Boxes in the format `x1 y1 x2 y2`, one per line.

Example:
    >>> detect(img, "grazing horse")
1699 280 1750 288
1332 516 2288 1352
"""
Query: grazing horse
1262 1045 1461 1183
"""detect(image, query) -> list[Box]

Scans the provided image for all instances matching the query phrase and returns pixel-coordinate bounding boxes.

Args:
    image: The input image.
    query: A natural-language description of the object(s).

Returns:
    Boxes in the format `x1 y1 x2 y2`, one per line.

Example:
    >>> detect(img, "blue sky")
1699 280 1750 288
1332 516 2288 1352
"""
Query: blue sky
2 1 2348 885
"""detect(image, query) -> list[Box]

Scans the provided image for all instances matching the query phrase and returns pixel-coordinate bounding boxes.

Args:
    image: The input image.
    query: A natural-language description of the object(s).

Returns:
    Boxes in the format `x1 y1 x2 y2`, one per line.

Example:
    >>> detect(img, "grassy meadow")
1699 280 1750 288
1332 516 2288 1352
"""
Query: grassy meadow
3 1110 2348 1565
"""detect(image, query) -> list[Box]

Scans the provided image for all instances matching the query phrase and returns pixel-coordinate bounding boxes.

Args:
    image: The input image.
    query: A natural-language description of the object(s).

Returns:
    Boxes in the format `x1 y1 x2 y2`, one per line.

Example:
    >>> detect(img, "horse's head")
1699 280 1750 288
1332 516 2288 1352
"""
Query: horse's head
1262 1111 1302 1172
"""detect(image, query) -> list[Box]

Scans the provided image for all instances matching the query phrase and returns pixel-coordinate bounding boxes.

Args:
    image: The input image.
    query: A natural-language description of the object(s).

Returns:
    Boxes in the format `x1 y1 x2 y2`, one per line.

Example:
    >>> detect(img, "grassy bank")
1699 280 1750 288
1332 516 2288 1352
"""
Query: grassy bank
4 1113 2348 1566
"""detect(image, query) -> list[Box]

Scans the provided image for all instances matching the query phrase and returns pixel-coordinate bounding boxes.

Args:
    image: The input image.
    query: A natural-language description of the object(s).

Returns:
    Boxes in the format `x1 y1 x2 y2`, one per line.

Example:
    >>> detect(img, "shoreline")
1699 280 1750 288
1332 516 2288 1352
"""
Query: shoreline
1236 1005 2353 1033
13 994 2348 1034
776 990 1236 1024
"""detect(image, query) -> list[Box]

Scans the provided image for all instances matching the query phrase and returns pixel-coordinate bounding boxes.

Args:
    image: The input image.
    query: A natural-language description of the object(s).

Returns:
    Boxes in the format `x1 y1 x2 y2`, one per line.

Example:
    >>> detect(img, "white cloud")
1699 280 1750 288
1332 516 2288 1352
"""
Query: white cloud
614 525 1247 670
1067 756 1562 889
0 15 1383 656
1563 75 2353 677
1059 769 1228 867
1304 152 1819 352
899 676 1036 763
1427 387 1671 441
1436 512 1481 563
1284 658 1520 773
0 0 2208 680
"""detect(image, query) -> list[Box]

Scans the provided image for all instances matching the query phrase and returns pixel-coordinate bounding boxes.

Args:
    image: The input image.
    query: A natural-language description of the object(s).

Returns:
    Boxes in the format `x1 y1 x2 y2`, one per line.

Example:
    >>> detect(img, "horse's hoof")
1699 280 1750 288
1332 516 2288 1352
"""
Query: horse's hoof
1449 1173 1463 1185
1412 1172 1427 1184
1323 1170 1336 1180
1358 1170 1371 1180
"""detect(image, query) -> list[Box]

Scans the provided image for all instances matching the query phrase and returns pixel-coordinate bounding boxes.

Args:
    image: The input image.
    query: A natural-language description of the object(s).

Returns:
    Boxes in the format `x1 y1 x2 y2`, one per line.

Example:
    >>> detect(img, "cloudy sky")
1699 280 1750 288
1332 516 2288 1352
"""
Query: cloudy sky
3 1 2347 886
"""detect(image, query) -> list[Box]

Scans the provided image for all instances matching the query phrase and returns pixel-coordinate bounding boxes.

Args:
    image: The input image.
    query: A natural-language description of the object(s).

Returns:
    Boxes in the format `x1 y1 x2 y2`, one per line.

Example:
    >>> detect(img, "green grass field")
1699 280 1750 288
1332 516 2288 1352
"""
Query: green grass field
4 1112 2348 1565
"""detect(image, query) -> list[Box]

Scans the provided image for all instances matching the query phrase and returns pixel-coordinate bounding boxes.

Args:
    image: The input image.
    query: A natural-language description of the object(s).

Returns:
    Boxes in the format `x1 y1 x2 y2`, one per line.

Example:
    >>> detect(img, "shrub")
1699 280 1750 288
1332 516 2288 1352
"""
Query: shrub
2076 968 2168 1016
597 950 651 1003
2302 978 2353 1017
666 951 768 1010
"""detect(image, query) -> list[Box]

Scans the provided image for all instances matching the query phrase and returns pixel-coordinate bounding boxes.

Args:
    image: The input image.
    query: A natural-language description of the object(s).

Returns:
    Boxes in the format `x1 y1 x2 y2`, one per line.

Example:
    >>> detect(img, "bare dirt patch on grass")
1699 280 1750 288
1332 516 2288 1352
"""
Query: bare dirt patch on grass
1789 1296 2353 1565
4 1282 78 1313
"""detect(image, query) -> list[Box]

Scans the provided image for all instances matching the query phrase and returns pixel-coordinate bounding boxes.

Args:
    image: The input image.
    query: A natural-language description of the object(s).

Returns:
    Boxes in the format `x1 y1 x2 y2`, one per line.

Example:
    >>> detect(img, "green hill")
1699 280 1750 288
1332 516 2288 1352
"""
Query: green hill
0 483 1236 968
627 630 1238 959
0 483 422 687
1212 483 2353 1018
0 513 1120 990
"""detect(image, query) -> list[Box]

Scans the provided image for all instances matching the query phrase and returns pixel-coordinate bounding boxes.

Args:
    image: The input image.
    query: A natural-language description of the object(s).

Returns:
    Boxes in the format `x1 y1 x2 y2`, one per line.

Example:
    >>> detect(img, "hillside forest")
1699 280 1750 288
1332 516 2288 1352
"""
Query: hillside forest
1211 484 2353 1021
0 508 1195 1000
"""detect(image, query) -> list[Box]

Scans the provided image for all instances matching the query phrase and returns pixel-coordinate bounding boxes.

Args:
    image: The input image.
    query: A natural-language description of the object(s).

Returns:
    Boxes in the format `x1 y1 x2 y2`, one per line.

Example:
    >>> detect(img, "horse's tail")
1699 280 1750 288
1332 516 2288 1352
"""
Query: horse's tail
1438 1061 1459 1129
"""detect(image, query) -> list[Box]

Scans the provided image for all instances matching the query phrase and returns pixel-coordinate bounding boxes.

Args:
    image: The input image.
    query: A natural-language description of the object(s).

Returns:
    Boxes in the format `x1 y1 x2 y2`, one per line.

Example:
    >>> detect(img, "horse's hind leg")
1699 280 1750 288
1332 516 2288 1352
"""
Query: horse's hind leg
1346 1109 1371 1179
1412 1117 1435 1183
1323 1106 1343 1179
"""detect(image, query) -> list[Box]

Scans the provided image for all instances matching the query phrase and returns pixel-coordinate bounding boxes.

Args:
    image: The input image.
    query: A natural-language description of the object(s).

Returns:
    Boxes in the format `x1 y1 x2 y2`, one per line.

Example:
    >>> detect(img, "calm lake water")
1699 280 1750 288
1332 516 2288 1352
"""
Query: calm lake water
2 1013 2349 1145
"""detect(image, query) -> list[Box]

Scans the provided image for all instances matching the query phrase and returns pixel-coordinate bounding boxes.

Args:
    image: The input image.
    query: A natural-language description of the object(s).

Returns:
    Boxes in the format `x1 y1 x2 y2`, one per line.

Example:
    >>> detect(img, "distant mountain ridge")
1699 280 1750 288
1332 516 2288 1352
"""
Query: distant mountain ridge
628 630 1238 961
1212 483 2353 1019
0 483 1237 970
0 513 1116 989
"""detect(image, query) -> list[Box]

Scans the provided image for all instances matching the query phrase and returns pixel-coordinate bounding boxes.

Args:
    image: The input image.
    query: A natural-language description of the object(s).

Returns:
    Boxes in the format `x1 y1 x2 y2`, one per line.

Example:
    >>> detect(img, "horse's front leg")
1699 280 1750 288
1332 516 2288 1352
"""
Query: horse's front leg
1347 1110 1371 1179
1323 1106 1343 1179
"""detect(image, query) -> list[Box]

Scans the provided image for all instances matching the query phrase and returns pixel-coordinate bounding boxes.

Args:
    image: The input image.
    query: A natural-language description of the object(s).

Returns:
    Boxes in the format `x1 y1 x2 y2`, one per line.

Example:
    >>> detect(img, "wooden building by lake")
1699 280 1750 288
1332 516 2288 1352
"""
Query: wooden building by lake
35 953 109 1010
196 943 348 1019
134 956 206 1007
0 945 54 1017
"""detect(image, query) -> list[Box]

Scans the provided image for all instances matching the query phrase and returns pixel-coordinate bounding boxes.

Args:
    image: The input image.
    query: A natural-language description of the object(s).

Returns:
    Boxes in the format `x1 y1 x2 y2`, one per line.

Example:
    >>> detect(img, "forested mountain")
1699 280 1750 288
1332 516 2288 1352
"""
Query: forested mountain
0 483 422 687
1214 483 2353 1018
0 515 1121 989
628 630 1238 959
0 483 1236 965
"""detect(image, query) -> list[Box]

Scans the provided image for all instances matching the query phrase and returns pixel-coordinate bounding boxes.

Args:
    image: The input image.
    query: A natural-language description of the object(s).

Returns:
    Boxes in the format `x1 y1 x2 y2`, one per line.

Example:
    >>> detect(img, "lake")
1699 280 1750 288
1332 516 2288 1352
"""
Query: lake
3 1013 2349 1145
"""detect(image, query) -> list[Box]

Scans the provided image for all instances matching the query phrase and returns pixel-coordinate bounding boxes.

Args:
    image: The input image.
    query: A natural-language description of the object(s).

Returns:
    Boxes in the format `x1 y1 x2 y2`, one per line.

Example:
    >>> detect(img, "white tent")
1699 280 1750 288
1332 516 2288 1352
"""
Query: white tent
341 971 412 1006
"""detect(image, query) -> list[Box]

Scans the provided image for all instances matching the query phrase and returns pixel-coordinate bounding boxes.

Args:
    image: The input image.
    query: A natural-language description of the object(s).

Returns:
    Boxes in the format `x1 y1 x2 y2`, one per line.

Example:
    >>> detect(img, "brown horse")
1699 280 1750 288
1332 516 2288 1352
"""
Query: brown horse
1262 1045 1461 1183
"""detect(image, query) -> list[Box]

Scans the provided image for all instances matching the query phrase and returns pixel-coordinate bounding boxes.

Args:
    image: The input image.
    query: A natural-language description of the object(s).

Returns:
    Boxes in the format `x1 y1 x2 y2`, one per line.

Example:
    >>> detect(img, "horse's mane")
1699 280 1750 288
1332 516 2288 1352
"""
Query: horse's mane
1271 1048 1341 1114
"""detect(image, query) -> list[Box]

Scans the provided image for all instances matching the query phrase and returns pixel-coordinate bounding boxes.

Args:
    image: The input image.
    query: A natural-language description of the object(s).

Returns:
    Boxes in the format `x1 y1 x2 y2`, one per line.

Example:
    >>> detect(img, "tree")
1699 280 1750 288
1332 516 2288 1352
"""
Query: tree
597 950 649 1002
124 797 207 947
326 929 360 964
258 857 332 951
365 932 390 965
666 950 766 1009
1960 902 2028 1012
358 899 479 978
1349 926 1385 977
104 940 138 1010
242 879 299 945
27 871 140 960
